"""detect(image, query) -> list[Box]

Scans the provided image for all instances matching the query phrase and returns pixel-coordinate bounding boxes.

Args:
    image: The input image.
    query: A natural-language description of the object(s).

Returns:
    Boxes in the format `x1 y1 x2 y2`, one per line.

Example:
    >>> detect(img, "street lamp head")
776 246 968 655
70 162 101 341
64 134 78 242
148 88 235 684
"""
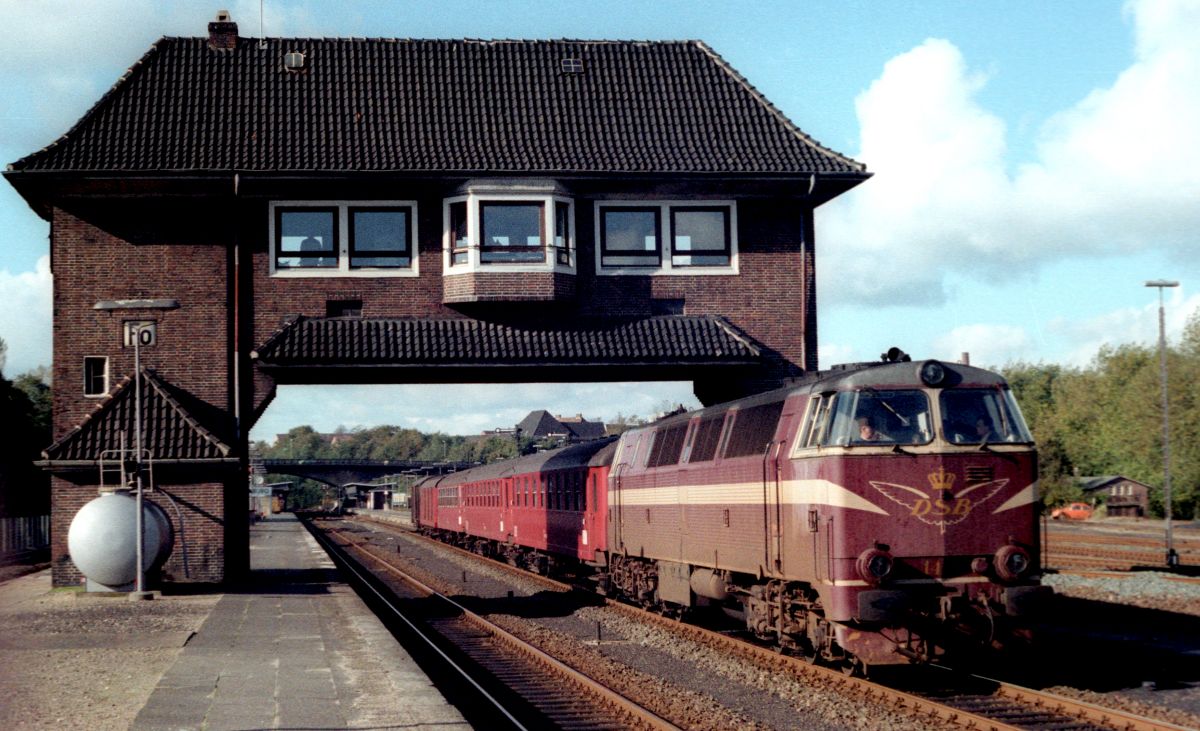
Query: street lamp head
1144 280 1179 288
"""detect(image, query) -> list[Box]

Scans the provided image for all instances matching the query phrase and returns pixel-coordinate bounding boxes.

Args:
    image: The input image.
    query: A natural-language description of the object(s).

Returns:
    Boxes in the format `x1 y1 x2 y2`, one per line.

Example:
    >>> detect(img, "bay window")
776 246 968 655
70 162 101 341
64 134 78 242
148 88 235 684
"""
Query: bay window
442 189 574 272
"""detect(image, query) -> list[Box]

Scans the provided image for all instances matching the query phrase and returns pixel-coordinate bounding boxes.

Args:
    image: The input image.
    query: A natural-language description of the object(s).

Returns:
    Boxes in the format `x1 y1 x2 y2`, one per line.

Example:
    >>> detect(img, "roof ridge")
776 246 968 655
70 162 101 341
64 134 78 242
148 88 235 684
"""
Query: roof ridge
710 316 762 357
140 368 233 456
42 374 136 458
43 368 232 461
692 40 867 175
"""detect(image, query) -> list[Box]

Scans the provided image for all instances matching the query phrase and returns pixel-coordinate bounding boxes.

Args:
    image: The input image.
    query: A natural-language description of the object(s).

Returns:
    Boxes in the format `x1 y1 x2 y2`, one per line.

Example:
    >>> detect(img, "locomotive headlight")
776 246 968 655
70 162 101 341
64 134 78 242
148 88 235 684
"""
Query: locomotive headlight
994 545 1032 581
919 360 946 387
856 548 894 585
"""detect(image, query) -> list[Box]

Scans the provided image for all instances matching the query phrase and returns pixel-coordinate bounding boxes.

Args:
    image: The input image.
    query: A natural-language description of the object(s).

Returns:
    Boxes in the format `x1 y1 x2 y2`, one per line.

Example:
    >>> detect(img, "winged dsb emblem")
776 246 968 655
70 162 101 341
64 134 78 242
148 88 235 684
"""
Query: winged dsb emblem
869 467 1008 533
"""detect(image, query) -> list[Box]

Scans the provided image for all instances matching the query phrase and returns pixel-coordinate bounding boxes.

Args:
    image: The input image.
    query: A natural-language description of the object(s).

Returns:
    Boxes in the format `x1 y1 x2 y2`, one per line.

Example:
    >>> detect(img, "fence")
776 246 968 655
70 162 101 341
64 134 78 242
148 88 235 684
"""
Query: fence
0 515 50 559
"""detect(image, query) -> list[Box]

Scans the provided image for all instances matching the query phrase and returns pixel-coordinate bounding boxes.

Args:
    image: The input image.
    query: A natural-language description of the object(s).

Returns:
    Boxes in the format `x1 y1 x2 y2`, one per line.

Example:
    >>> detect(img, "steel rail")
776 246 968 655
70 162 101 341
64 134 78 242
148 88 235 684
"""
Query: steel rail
354 514 1193 731
302 519 529 730
322 522 681 731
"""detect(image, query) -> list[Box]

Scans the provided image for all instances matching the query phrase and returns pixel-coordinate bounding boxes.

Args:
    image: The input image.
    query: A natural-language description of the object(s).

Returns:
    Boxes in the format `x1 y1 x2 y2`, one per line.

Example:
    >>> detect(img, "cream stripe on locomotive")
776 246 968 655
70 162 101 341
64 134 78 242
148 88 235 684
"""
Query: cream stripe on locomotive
610 478 888 515
991 480 1039 514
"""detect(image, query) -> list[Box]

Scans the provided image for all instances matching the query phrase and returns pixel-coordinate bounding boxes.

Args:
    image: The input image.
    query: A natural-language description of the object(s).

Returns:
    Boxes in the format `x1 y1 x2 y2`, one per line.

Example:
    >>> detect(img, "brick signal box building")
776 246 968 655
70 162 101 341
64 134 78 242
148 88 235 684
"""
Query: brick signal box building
6 14 868 587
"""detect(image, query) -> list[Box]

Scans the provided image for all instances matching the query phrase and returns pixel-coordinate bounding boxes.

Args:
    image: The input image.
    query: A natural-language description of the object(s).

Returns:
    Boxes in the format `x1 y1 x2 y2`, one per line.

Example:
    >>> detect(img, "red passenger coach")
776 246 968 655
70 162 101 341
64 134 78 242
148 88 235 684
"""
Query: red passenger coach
416 439 616 572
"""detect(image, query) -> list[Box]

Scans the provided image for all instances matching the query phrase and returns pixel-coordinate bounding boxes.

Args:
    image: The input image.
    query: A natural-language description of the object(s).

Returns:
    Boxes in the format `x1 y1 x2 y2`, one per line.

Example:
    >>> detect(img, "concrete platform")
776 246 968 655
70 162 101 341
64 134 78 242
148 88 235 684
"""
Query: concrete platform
132 513 470 730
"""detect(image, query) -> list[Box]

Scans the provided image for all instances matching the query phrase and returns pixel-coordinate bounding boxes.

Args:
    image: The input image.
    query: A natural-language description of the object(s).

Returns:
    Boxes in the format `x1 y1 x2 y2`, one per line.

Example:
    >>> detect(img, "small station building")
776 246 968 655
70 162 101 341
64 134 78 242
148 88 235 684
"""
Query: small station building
6 13 868 587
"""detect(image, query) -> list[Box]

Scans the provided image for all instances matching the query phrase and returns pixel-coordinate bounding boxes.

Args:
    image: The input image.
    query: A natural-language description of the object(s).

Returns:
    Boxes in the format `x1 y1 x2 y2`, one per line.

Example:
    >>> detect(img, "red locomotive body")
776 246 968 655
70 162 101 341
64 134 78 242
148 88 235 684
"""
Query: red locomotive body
415 357 1048 671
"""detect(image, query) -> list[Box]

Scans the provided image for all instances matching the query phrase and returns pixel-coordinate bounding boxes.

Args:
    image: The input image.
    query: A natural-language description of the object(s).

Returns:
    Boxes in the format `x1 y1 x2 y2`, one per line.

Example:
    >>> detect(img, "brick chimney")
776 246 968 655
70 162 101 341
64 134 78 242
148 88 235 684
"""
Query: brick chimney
208 10 238 50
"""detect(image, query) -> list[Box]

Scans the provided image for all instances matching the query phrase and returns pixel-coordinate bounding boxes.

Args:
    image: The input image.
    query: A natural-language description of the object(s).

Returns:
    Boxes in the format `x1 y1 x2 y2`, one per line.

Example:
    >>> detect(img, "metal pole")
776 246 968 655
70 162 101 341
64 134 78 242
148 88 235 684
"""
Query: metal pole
134 332 146 594
1145 280 1179 568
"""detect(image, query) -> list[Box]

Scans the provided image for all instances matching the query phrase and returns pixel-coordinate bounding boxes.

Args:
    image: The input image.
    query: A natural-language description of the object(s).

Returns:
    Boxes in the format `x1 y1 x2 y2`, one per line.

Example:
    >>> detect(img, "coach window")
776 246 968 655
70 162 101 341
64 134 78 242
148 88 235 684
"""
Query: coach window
596 201 737 275
271 201 418 277
83 356 108 397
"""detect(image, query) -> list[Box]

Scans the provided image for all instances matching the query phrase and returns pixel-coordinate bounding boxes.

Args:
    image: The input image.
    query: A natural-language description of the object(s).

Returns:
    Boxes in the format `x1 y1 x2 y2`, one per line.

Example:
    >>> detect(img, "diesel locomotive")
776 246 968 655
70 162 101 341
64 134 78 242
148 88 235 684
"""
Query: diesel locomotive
414 354 1049 671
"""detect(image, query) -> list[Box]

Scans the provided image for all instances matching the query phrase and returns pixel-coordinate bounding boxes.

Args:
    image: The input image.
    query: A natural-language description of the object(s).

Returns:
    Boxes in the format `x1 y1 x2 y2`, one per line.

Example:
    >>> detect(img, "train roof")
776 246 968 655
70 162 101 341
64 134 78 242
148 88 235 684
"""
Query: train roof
634 358 1009 432
414 437 618 489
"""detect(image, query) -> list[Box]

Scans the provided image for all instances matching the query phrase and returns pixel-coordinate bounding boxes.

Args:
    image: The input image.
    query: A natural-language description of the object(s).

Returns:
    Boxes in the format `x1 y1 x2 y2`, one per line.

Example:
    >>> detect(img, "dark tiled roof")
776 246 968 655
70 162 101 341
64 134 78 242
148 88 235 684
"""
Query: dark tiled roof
42 368 235 464
1078 475 1149 492
254 315 762 367
517 410 566 438
562 419 608 441
10 37 864 176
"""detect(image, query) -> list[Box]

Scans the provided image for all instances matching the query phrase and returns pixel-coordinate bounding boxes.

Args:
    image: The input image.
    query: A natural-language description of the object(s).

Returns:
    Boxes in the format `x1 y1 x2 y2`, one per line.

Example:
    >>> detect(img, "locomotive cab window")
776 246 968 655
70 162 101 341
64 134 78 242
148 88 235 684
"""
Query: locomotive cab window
939 388 1033 444
822 390 931 446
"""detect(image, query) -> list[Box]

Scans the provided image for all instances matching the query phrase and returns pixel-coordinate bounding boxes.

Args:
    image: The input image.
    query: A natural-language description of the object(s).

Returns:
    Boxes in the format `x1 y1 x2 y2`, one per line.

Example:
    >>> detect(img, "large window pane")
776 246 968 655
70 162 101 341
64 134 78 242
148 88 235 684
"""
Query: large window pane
276 209 337 268
601 208 660 267
671 207 729 266
350 208 410 268
940 388 1033 444
481 202 544 263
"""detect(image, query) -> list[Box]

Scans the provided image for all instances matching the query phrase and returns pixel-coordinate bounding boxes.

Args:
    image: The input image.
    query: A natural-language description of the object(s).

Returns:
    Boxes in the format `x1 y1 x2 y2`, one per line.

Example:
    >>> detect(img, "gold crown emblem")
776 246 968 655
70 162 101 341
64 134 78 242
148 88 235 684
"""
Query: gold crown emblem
927 467 956 492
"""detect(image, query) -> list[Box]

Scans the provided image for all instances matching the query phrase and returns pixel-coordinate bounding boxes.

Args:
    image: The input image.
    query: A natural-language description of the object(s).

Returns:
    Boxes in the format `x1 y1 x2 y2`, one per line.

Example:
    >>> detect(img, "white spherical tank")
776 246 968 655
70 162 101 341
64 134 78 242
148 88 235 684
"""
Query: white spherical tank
67 491 174 588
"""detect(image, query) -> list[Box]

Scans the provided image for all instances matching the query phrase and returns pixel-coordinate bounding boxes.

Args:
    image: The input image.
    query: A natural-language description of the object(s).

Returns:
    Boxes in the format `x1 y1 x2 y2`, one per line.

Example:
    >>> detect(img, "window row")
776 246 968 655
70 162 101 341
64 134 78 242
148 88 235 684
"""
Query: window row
639 399 785 468
793 388 1033 450
443 470 599 512
272 201 417 277
270 198 737 277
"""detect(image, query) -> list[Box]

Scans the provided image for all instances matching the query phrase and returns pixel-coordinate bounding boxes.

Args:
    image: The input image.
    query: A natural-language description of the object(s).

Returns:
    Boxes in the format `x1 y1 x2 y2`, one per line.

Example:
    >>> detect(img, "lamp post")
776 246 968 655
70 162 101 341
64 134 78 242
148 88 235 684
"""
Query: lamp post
131 324 154 600
1145 279 1179 568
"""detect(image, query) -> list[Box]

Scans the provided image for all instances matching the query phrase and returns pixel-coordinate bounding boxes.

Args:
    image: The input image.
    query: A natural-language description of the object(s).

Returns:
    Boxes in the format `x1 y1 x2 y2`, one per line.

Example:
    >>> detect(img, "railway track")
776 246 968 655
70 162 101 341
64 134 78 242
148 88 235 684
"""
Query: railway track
342 513 1192 731
306 517 679 731
1043 525 1200 571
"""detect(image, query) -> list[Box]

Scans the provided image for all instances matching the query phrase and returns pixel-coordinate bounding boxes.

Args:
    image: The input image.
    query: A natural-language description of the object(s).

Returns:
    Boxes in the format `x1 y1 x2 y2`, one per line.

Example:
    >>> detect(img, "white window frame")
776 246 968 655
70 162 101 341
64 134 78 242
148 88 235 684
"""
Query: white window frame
83 356 109 397
595 200 738 276
442 192 575 275
269 200 419 278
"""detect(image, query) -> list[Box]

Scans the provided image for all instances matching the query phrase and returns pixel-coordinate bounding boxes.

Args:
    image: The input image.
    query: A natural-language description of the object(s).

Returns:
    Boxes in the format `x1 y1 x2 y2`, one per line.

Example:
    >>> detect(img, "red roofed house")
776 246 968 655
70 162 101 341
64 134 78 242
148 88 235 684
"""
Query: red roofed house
6 13 868 587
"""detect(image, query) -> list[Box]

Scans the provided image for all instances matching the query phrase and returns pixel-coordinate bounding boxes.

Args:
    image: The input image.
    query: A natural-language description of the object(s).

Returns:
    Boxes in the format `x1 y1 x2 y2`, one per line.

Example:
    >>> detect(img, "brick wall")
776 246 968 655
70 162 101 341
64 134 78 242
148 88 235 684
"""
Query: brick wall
48 201 241 588
246 191 815 414
51 204 232 443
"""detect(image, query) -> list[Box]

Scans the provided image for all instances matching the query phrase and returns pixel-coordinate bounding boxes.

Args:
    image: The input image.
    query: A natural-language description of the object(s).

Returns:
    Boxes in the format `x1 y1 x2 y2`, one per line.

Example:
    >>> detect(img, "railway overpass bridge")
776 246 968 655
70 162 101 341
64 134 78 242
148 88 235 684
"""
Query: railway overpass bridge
260 459 474 488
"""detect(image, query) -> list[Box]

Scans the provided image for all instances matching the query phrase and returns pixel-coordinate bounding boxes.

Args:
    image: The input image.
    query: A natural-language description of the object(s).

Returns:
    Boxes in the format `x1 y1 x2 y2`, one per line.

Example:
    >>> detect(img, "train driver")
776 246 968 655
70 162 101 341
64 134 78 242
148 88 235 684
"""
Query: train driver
856 415 892 442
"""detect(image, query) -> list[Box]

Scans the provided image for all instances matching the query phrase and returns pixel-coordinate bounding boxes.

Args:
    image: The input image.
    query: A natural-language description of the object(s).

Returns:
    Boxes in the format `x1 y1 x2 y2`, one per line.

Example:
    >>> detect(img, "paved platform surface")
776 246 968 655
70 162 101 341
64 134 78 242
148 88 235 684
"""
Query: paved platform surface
132 513 470 730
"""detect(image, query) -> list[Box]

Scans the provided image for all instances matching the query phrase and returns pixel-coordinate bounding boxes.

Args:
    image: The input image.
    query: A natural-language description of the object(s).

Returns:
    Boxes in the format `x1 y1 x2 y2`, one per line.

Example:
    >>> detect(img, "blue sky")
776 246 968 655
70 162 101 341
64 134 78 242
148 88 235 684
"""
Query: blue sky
2 0 1197 440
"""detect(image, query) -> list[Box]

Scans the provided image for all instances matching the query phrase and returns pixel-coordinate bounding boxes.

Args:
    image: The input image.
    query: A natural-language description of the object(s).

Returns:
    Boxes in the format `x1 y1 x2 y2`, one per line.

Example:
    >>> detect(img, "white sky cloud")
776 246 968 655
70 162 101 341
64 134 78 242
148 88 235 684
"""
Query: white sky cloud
818 0 1200 308
1046 290 1200 368
0 255 51 377
930 324 1032 369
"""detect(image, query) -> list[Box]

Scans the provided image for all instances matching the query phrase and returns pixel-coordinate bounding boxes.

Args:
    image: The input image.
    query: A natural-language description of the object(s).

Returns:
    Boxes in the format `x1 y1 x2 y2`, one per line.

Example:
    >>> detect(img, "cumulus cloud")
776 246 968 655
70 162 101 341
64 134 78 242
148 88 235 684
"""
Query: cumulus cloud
817 0 1200 307
930 324 1032 370
0 255 52 376
1047 290 1200 367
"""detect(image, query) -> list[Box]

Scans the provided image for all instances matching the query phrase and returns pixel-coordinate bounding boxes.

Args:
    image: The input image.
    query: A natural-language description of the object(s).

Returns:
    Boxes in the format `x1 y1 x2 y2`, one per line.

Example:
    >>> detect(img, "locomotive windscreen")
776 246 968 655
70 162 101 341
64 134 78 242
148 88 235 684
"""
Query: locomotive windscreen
824 390 932 445
940 388 1033 444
